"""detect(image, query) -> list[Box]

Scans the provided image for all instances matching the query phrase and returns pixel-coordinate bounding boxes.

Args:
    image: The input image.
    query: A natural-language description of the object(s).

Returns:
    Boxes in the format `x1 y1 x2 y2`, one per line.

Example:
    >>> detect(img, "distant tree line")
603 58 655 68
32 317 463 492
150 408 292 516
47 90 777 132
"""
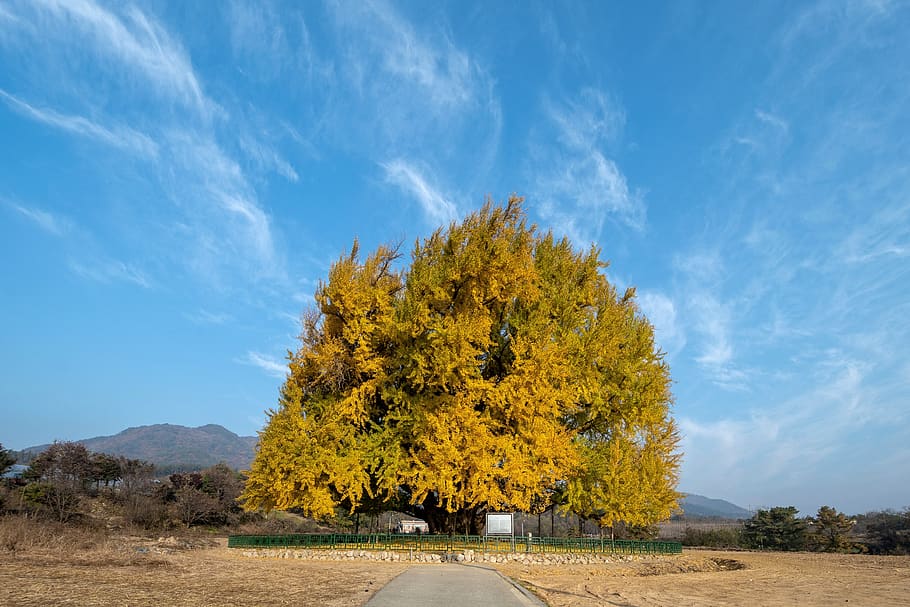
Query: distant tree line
1 441 246 529
853 509 910 555
679 504 910 555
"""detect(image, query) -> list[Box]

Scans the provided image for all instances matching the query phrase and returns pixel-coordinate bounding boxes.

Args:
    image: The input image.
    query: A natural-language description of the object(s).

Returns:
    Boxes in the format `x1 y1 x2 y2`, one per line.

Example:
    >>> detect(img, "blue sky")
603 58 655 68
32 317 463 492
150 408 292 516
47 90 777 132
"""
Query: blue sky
1 1 908 515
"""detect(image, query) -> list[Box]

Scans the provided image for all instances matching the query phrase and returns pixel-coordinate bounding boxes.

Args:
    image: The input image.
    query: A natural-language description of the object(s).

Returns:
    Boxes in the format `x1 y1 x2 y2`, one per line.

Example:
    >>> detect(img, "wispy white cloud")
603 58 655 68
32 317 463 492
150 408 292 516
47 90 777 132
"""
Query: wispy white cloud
477 84 504 184
668 0 910 511
638 290 686 358
1 1 284 288
227 0 290 80
239 136 299 182
719 106 792 161
536 7 569 58
16 0 212 116
323 0 500 175
671 250 750 390
777 0 898 59
333 0 479 112
689 293 733 368
840 200 910 264
537 153 642 243
381 159 458 225
732 136 759 149
165 133 279 279
533 87 644 245
679 252 724 284
0 3 20 23
240 351 287 378
679 355 879 510
2 198 71 236
69 258 152 289
755 109 789 133
185 309 233 325
220 192 273 256
547 89 625 151
5 196 160 294
0 89 158 157
22 0 282 272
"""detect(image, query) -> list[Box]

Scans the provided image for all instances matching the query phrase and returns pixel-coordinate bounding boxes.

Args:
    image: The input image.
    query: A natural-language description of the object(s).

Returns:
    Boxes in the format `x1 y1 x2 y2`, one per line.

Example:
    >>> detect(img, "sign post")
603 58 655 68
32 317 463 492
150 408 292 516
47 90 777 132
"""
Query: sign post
485 512 514 536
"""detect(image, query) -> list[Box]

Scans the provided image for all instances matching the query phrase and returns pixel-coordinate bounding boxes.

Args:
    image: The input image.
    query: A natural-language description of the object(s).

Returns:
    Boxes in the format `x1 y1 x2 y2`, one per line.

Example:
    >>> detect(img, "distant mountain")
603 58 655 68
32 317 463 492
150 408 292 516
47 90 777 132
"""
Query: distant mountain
678 493 751 519
23 424 257 472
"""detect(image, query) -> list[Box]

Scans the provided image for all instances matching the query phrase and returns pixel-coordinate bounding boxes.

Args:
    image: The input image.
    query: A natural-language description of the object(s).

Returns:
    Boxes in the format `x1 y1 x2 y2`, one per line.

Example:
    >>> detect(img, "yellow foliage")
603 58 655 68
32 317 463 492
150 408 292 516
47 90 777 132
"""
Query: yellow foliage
241 197 680 531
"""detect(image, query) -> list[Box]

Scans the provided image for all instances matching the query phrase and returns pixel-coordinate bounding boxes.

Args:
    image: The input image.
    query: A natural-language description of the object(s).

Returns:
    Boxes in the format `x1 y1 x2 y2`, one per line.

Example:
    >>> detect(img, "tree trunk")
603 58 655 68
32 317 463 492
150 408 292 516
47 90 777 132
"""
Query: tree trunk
419 494 448 534
416 495 484 535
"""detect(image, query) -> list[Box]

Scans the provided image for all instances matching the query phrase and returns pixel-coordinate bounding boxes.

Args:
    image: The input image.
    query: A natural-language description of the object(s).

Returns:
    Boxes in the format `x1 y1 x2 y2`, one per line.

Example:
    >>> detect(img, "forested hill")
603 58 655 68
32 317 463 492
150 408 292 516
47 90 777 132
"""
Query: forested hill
679 493 752 519
23 424 257 472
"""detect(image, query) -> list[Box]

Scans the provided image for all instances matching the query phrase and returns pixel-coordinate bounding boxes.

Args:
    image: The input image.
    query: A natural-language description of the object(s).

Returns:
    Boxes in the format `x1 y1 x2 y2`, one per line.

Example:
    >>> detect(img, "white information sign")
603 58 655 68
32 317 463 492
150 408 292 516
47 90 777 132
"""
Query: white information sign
485 512 514 536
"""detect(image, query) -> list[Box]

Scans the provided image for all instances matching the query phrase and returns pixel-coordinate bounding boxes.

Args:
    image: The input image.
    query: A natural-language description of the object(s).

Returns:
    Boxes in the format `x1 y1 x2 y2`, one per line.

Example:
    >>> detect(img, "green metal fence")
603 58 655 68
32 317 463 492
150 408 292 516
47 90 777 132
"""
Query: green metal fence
227 533 682 555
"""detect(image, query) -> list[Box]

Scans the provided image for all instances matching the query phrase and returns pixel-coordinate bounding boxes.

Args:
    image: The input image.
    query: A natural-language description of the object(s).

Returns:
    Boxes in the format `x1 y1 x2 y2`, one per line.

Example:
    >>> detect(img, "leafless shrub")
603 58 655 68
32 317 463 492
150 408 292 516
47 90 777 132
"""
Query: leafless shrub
122 494 169 530
0 515 106 554
235 512 326 535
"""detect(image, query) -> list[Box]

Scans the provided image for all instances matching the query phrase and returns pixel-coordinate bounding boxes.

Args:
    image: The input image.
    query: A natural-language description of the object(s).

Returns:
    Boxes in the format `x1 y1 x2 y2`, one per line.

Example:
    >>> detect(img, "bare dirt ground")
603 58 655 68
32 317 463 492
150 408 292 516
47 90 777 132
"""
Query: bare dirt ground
494 549 910 606
3 534 909 607
0 536 407 607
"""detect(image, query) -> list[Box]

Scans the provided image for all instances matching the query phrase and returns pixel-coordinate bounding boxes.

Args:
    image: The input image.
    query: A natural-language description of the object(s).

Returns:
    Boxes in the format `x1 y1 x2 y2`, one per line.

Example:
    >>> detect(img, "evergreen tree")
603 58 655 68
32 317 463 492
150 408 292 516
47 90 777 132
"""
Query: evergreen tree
742 506 808 551
810 506 856 552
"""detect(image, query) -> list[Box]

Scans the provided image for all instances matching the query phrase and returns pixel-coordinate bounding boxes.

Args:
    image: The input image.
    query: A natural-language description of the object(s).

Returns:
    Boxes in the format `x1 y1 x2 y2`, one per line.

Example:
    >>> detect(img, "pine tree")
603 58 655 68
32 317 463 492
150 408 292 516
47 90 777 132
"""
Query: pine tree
743 506 808 551
811 506 856 552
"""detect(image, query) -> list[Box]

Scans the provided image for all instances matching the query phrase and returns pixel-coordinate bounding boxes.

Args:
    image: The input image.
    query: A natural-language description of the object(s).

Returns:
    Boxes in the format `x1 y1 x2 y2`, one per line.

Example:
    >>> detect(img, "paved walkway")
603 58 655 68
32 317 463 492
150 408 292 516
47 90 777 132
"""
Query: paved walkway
365 564 545 607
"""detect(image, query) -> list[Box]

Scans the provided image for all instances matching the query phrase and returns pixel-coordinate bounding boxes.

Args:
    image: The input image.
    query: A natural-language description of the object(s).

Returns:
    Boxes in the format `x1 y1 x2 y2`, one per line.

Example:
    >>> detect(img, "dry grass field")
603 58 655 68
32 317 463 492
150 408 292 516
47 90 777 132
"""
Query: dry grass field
2 519 909 606
496 550 910 606
0 519 407 607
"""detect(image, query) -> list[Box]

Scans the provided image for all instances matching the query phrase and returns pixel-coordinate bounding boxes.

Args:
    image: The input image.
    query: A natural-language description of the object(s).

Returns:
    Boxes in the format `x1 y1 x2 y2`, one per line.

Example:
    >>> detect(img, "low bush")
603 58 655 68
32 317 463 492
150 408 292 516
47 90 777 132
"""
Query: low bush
122 494 170 530
682 526 743 548
234 511 326 535
21 482 81 522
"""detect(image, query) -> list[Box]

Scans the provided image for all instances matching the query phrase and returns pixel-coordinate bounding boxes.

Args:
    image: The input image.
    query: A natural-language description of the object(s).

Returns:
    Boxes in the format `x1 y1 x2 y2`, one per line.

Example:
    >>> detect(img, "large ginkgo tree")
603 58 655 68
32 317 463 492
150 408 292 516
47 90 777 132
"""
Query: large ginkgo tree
241 198 680 534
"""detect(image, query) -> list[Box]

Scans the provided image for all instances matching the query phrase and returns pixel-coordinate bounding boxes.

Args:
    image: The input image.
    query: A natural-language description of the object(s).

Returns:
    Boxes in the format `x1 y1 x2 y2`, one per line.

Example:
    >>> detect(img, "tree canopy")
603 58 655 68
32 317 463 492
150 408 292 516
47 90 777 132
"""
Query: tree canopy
810 505 856 552
242 198 680 533
858 509 910 555
742 506 809 551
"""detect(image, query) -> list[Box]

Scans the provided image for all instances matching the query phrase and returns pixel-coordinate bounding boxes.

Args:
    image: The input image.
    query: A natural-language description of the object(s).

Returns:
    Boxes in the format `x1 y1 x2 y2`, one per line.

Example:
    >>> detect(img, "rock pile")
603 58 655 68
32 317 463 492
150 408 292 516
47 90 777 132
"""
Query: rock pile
239 548 642 566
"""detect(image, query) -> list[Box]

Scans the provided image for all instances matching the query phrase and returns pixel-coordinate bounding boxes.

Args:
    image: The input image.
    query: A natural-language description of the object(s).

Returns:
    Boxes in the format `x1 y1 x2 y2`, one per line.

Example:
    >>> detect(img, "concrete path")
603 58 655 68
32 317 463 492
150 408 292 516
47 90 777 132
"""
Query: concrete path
365 564 545 607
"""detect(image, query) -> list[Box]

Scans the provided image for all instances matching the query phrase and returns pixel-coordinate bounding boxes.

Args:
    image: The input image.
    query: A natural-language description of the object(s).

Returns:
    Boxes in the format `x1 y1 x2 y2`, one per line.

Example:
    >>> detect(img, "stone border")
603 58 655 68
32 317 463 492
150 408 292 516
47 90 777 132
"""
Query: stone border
238 548 653 566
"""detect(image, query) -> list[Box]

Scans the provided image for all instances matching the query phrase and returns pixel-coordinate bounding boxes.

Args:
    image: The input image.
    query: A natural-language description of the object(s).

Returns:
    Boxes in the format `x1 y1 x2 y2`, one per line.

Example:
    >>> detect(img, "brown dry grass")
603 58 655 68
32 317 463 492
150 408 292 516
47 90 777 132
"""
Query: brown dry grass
0 516 407 607
3 516 910 607
494 549 910 606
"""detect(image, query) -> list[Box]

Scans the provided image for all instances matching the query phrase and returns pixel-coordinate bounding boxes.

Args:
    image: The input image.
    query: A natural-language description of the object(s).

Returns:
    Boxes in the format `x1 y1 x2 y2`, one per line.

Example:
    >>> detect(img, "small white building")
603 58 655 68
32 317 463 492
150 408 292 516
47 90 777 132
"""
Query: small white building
396 519 429 534
1 464 28 480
